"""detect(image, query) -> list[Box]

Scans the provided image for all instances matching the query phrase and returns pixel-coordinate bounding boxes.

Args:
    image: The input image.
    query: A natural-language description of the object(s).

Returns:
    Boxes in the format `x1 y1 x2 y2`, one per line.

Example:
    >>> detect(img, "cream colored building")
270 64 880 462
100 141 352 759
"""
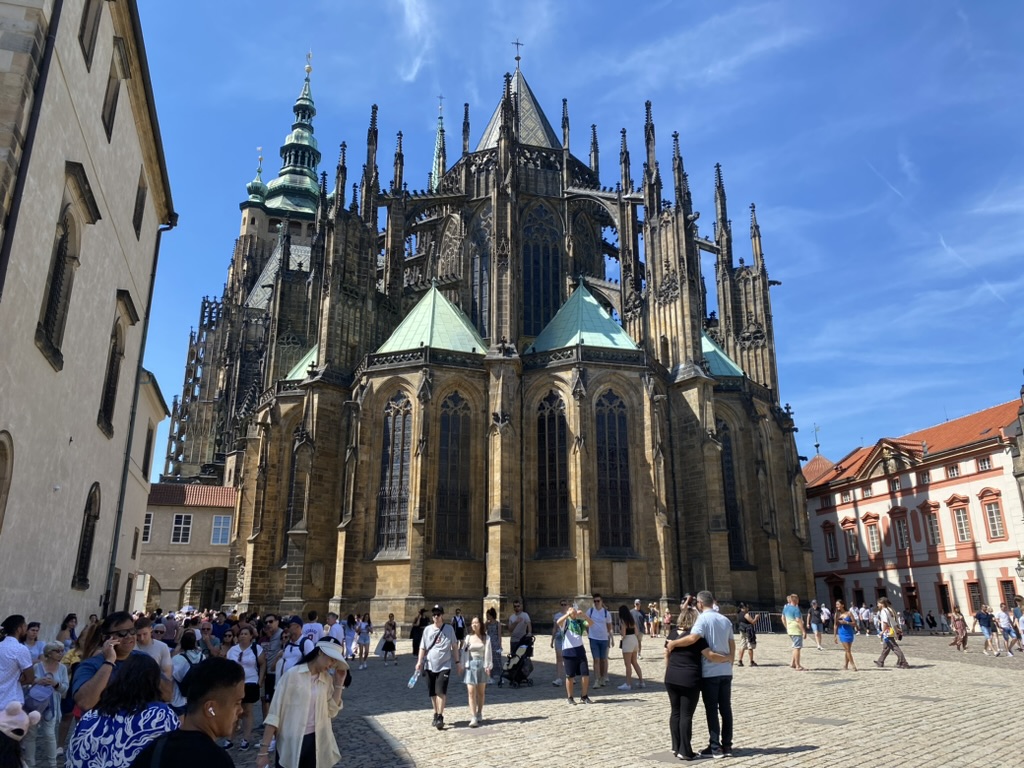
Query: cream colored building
0 0 174 635
806 401 1024 617
136 483 236 612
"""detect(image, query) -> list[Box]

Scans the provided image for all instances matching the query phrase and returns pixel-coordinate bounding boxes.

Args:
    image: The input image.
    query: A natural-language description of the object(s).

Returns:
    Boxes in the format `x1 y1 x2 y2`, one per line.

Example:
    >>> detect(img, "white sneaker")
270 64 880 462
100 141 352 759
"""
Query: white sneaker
1008 651 1015 657
617 682 632 691
469 716 479 728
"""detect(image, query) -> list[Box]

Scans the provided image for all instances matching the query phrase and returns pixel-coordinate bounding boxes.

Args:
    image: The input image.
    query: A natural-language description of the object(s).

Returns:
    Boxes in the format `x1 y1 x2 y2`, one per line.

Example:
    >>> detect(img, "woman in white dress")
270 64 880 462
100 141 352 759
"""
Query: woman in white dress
462 617 493 727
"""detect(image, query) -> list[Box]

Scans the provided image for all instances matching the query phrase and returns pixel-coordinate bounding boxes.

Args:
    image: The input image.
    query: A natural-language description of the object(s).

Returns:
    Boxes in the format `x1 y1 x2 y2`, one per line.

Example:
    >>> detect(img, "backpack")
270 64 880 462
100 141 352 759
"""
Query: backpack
175 654 198 698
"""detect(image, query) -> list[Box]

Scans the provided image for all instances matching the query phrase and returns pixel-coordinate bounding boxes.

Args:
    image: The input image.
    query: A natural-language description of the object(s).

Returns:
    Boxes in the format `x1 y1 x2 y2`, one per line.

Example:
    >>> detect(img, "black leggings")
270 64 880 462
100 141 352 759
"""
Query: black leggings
665 682 701 757
277 733 315 768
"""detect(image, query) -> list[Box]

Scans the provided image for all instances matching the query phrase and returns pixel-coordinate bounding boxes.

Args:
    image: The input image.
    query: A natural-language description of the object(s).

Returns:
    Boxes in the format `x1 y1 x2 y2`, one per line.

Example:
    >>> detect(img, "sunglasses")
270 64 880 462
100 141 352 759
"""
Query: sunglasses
201 627 212 631
560 603 568 606
105 629 136 638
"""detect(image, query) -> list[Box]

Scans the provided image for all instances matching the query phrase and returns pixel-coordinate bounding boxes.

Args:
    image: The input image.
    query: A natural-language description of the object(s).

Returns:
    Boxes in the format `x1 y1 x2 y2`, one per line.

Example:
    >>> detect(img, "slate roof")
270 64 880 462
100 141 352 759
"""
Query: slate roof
701 332 745 377
245 244 311 310
476 68 560 151
148 483 237 508
526 282 639 353
376 285 486 355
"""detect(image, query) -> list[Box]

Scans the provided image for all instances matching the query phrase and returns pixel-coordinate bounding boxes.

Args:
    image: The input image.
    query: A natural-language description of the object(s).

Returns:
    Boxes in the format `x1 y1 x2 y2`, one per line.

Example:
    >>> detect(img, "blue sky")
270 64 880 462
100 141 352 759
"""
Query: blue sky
138 1 1024 475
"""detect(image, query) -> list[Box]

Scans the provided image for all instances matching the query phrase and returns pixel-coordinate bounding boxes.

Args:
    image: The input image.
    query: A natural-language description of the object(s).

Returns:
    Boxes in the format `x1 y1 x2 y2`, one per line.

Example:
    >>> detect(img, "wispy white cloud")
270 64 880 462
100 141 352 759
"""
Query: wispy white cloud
897 148 918 186
395 0 433 82
865 160 905 200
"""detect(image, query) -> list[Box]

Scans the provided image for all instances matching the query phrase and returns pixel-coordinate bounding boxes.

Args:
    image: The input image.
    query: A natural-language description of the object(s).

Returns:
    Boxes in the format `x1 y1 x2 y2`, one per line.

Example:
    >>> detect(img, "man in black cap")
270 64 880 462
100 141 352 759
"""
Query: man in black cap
277 616 313 679
414 605 462 730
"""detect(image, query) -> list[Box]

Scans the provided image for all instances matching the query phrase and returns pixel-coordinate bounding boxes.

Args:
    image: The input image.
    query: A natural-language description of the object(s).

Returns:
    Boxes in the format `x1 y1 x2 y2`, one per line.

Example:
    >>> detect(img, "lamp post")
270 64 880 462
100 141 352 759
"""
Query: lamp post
1015 557 1024 582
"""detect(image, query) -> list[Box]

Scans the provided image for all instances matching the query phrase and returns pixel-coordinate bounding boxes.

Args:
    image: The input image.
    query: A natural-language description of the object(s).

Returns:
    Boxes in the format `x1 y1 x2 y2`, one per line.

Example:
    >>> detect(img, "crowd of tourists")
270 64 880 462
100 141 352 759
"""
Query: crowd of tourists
2 593 1022 765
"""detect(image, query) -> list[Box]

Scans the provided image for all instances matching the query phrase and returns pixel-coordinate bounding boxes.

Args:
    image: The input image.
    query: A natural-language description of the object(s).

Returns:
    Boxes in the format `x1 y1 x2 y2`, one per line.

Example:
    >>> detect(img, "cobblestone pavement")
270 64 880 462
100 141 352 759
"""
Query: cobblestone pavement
219 630 1016 767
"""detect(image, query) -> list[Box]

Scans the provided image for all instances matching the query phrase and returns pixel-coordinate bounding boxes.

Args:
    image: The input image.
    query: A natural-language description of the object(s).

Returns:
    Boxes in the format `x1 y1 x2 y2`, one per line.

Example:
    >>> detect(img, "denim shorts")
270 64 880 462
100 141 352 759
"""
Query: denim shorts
981 627 992 639
790 634 804 649
589 639 609 659
811 623 822 634
1002 628 1018 641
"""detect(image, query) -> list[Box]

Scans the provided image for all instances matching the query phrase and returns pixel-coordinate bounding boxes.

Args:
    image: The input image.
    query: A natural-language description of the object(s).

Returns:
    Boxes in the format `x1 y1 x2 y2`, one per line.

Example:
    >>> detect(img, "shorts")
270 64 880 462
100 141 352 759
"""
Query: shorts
1002 628 1018 641
810 623 822 634
263 673 276 702
739 634 757 650
589 639 609 659
620 634 638 654
980 627 992 639
789 634 804 649
243 682 260 704
426 669 451 698
357 636 370 646
563 647 589 678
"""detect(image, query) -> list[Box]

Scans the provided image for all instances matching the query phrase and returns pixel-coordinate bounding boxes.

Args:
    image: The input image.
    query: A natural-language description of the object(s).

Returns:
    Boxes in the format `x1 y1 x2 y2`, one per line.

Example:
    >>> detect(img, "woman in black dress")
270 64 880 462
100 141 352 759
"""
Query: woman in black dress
664 608 731 760
410 608 430 657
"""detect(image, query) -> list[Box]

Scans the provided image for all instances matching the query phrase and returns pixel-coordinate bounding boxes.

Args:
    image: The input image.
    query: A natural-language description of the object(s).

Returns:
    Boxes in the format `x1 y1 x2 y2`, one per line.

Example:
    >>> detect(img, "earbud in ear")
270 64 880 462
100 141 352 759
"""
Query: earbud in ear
208 708 216 716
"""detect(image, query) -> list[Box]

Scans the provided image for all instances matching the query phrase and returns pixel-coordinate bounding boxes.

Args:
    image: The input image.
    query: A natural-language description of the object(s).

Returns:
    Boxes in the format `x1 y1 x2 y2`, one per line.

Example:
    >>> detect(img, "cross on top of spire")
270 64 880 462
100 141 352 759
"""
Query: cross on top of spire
511 38 524 67
437 93 445 116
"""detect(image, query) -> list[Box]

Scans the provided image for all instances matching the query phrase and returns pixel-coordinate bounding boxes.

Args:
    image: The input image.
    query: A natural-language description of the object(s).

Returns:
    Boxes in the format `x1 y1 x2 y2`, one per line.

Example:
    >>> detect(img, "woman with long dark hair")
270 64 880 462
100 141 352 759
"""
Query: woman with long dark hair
616 605 644 690
258 639 348 768
56 614 78 651
461 616 492 727
664 608 731 761
833 599 858 671
66 654 177 768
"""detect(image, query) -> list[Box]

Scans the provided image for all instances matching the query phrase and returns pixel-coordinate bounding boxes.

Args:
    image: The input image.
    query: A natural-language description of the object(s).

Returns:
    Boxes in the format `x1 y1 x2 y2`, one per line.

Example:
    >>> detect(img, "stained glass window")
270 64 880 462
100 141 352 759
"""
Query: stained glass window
596 391 632 550
537 391 569 550
376 392 412 551
436 393 471 556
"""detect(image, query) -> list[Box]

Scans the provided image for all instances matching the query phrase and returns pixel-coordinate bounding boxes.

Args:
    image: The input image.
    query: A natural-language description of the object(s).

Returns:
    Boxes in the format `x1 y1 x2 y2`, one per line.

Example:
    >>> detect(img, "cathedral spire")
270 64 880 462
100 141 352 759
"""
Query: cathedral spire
392 131 404 193
335 142 347 209
462 102 470 155
589 124 600 180
671 131 685 209
750 203 764 268
562 98 570 150
246 146 268 202
714 162 728 227
361 105 379 224
431 96 446 192
619 128 631 192
644 100 656 169
263 56 321 211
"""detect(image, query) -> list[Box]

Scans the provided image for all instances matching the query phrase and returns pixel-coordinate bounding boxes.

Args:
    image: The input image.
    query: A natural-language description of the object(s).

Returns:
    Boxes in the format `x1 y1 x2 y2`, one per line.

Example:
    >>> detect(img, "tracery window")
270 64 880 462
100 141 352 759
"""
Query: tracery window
469 208 491 337
717 419 747 567
435 393 471 557
596 390 632 551
72 484 101 590
376 392 412 552
522 205 561 336
537 391 569 551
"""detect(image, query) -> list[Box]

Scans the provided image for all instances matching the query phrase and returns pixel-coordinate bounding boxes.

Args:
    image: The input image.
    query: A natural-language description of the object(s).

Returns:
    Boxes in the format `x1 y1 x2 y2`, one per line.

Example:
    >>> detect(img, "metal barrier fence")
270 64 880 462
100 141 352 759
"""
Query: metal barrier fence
752 612 782 634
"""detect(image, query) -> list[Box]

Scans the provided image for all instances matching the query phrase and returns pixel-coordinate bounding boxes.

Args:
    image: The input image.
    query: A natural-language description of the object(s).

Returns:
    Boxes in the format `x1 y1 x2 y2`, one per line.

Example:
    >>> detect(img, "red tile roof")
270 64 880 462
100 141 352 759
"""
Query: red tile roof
802 454 835 485
807 400 1020 488
148 483 237 508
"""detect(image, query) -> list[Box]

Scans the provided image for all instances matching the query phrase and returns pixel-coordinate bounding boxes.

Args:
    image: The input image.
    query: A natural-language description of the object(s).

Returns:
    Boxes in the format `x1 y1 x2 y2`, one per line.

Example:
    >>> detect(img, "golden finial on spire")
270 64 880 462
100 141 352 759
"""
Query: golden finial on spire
305 50 313 75
256 146 263 172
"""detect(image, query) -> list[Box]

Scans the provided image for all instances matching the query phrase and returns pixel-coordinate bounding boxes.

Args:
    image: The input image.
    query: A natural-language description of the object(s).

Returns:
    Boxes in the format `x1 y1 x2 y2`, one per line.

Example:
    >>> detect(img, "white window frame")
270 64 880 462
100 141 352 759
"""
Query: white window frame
894 518 909 550
890 477 901 492
142 511 152 543
171 513 192 544
918 471 930 486
953 508 971 542
841 490 852 504
985 501 1005 539
867 524 881 554
946 464 960 479
824 529 838 560
862 486 873 498
977 457 991 471
924 512 941 545
211 514 231 545
844 528 859 557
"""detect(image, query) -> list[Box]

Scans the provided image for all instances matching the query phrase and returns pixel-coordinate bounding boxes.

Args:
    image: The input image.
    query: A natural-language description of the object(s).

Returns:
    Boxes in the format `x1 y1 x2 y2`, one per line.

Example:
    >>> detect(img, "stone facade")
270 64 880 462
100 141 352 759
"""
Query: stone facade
164 62 811 624
0 0 174 634
806 400 1024 616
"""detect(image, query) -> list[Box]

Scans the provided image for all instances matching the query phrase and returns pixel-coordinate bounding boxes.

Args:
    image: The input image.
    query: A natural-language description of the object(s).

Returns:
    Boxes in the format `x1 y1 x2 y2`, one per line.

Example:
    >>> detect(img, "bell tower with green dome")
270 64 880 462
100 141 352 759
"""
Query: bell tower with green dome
165 52 811 624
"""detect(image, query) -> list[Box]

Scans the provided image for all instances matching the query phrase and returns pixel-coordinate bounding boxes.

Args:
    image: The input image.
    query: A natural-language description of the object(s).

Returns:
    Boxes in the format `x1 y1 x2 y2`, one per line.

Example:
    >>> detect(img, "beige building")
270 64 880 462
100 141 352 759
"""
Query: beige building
136 483 236 612
0 0 174 634
806 400 1024 617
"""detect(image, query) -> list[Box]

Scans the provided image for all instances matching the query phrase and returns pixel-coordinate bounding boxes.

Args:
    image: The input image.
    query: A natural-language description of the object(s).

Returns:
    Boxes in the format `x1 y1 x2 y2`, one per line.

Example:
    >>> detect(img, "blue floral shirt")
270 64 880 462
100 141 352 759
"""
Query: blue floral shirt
68 702 178 768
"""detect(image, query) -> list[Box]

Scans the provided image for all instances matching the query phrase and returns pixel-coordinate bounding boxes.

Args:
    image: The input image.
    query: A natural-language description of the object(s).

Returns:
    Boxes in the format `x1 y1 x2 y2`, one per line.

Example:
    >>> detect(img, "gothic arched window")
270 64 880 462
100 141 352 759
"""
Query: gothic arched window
596 390 632 551
717 419 747 566
435 393 471 557
376 392 413 552
537 391 569 551
97 320 124 437
469 206 491 337
72 483 101 590
522 205 561 336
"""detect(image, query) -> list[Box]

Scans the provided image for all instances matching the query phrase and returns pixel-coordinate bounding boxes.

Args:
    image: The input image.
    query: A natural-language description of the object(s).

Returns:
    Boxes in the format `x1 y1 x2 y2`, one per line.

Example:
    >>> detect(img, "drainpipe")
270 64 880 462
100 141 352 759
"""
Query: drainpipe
0 0 64 301
103 214 178 616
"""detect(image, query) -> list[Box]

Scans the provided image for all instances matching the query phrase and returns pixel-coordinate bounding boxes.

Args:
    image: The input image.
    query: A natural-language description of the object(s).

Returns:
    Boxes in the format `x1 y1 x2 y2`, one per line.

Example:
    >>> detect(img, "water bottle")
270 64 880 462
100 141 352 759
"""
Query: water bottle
407 670 420 688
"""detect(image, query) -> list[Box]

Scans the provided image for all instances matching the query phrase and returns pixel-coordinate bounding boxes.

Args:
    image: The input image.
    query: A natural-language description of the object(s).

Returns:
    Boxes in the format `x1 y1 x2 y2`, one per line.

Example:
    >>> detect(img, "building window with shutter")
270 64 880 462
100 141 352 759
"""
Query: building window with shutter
132 168 147 238
72 484 101 590
97 321 124 437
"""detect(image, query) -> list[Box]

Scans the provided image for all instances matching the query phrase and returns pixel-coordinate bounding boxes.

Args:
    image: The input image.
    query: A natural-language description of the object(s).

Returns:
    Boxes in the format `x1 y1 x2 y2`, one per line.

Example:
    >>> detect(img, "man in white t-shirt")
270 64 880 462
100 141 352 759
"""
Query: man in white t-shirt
134 617 173 680
0 614 34 705
507 599 532 656
326 612 346 644
994 603 1018 655
585 594 613 688
301 610 324 644
551 600 568 686
278 616 314 678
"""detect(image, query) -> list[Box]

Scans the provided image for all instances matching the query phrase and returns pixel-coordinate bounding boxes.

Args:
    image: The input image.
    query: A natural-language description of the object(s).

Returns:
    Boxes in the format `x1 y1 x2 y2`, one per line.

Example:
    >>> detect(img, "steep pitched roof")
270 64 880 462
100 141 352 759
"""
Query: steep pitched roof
476 68 560 151
525 282 639 354
376 284 486 355
286 344 318 380
701 332 745 378
244 244 311 309
148 483 237 508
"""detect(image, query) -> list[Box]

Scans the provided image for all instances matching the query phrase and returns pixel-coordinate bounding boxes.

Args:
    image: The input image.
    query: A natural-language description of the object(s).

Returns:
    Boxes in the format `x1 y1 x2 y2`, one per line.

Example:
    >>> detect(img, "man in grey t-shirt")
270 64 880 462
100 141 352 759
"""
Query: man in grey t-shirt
414 605 462 730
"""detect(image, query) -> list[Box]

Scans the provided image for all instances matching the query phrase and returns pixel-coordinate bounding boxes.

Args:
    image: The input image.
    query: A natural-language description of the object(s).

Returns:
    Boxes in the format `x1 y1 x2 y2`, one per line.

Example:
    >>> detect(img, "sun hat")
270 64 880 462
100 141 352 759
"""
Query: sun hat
316 640 350 668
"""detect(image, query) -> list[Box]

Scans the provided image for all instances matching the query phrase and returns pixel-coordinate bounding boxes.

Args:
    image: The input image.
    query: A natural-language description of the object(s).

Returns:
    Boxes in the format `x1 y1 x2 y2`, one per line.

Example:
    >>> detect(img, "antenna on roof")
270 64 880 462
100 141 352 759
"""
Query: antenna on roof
813 423 821 455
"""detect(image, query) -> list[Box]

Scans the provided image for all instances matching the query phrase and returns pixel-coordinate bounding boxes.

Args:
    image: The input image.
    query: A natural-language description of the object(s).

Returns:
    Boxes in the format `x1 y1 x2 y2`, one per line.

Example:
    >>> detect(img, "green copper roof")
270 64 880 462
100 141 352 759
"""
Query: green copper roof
701 332 745 378
286 344 318 380
526 282 639 353
477 68 560 151
376 284 486 355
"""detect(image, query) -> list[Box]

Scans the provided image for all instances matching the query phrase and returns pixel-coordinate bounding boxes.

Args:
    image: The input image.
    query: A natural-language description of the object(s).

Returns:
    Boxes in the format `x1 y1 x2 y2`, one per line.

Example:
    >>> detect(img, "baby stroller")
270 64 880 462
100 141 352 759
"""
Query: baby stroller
500 635 535 688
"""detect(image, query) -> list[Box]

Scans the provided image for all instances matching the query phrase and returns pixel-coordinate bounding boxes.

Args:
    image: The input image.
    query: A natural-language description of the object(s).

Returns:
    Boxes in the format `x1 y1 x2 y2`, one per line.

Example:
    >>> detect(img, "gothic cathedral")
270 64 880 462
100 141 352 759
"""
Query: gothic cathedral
164 60 812 621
